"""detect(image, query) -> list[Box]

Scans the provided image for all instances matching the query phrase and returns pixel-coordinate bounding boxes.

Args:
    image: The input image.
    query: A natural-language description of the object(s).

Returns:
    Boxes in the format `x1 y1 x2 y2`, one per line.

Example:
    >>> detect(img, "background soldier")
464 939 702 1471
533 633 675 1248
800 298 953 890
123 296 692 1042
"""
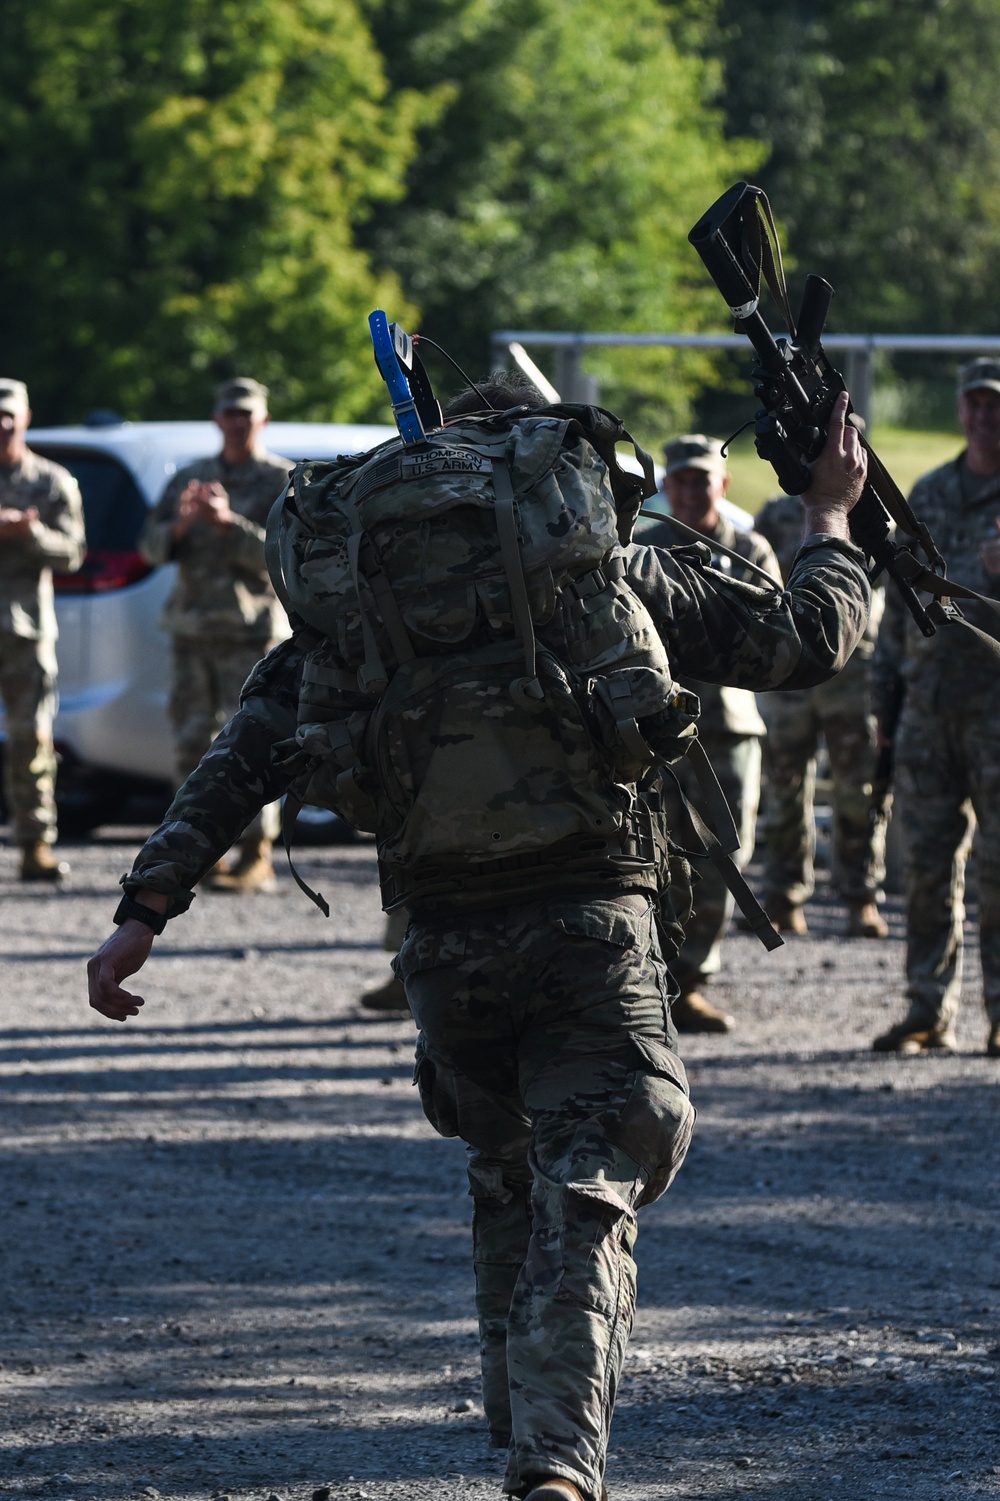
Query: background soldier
0 378 85 879
873 357 1000 1057
754 492 888 937
641 435 779 1031
139 377 292 893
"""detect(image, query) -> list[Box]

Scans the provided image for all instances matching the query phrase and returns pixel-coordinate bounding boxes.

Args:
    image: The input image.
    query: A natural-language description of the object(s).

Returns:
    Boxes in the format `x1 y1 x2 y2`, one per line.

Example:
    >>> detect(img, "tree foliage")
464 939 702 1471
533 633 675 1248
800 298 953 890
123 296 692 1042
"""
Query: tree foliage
712 0 1000 335
366 0 762 432
0 0 429 422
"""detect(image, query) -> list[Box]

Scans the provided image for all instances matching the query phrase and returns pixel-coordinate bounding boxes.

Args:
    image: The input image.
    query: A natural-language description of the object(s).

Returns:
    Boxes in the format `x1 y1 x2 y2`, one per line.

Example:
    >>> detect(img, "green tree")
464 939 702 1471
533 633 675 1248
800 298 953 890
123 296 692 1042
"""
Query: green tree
366 0 762 438
712 0 1000 337
0 0 430 422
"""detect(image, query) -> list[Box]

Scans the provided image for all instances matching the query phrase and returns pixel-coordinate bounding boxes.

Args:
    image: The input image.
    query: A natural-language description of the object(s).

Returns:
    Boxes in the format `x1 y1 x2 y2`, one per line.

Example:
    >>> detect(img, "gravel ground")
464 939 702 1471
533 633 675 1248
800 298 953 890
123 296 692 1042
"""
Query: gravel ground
1 829 998 1501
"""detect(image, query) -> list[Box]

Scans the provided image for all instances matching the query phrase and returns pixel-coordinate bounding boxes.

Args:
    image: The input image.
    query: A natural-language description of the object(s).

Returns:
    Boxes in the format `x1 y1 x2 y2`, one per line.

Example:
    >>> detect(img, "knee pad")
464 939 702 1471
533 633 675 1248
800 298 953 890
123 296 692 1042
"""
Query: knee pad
611 1042 696 1206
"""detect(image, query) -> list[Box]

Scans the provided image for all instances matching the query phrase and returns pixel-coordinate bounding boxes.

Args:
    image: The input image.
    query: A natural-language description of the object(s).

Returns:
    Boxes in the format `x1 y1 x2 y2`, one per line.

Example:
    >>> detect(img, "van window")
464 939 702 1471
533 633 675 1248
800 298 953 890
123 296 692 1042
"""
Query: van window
31 446 148 550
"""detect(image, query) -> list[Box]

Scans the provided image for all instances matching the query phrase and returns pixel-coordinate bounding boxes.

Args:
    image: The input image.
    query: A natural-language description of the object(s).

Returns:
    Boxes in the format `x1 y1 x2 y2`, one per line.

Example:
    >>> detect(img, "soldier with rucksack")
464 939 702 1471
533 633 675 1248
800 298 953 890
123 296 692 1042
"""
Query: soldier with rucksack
87 336 870 1501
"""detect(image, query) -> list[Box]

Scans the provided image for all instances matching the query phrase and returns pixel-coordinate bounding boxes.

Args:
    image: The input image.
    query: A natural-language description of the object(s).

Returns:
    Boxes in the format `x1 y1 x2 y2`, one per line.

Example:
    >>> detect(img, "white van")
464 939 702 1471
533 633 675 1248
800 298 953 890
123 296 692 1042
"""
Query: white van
3 417 395 832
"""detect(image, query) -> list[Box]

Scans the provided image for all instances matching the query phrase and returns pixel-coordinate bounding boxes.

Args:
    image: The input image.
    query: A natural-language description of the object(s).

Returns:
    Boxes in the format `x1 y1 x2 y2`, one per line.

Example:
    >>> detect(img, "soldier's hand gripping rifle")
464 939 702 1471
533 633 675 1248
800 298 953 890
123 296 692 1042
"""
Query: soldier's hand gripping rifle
688 183 1000 653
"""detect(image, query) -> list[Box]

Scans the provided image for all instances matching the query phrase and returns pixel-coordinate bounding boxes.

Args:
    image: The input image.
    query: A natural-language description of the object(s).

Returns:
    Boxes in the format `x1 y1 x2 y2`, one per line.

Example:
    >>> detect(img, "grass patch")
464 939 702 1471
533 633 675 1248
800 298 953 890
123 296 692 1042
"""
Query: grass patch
723 424 963 516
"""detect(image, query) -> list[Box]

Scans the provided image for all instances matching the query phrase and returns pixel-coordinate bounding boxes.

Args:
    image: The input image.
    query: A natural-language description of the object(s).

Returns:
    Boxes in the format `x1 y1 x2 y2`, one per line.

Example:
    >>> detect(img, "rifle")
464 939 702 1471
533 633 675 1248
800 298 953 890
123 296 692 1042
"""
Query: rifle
688 183 1000 656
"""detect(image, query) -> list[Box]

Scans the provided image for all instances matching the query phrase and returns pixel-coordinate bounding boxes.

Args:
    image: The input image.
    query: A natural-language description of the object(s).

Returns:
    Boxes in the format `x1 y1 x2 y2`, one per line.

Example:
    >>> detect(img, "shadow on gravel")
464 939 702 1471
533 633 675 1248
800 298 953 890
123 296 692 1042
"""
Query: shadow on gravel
0 1016 401 1041
5 939 383 961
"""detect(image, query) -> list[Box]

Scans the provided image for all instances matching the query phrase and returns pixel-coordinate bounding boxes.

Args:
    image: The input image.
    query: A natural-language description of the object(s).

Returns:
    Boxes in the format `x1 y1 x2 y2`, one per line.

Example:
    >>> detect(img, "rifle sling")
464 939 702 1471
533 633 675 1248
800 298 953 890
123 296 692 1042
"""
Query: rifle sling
666 763 783 953
638 508 782 591
742 191 796 338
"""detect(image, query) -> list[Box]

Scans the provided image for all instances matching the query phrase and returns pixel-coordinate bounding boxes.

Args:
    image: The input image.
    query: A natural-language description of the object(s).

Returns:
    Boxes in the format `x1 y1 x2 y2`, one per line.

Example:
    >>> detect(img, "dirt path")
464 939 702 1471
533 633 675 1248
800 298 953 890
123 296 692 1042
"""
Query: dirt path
1 832 997 1501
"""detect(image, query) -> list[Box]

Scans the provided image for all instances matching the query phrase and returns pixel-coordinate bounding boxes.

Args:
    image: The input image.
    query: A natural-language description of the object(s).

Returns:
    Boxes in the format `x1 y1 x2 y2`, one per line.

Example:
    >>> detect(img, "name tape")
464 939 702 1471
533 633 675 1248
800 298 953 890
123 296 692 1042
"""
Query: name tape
401 449 491 480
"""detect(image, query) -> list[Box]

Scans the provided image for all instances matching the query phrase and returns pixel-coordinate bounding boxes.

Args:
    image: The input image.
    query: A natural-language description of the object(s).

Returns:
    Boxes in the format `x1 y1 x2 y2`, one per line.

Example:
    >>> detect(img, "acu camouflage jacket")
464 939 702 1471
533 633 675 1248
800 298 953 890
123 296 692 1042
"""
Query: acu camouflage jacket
873 451 1000 720
0 449 85 640
139 447 292 641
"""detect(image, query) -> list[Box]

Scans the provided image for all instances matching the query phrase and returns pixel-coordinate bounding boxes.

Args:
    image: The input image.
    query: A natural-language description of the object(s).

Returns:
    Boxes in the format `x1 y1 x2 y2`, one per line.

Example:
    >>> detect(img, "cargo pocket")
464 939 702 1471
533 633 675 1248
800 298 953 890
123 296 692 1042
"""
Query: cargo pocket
412 1032 461 1139
609 1035 696 1207
549 892 653 950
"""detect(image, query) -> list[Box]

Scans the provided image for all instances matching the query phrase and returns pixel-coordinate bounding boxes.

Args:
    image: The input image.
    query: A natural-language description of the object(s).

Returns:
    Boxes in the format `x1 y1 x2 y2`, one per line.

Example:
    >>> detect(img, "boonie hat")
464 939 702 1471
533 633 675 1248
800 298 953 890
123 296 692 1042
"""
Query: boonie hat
214 376 269 416
957 358 1000 396
663 433 726 477
0 378 29 415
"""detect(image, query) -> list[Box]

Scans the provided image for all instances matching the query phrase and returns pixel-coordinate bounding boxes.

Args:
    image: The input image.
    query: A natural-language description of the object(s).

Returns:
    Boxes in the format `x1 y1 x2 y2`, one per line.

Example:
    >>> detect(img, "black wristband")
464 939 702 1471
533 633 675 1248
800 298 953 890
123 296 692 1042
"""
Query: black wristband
113 895 168 936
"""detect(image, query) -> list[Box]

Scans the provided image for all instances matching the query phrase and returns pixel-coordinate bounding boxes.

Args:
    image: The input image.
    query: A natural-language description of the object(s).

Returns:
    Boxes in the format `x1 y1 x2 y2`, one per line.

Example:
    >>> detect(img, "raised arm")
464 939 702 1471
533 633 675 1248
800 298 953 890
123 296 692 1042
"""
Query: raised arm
629 392 871 689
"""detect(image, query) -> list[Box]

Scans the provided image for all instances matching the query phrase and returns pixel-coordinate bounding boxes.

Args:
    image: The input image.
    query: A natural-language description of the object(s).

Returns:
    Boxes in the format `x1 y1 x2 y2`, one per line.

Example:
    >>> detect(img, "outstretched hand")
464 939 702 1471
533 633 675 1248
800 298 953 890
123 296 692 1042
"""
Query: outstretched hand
802 391 868 520
87 921 154 1021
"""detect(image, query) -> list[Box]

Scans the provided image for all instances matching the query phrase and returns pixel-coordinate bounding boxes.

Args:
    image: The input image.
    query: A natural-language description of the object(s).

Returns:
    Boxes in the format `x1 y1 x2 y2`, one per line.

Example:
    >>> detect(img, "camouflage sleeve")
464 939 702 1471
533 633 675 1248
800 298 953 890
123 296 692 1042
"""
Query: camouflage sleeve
121 639 306 915
221 511 270 579
24 470 86 573
138 472 186 566
627 533 871 691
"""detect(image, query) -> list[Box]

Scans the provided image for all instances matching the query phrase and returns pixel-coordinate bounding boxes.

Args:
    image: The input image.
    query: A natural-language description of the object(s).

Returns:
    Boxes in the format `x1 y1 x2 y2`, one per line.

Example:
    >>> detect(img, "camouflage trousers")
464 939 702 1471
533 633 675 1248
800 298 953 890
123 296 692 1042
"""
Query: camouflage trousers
0 631 58 844
169 636 280 846
658 733 761 994
758 652 885 905
896 703 1000 1028
396 892 695 1501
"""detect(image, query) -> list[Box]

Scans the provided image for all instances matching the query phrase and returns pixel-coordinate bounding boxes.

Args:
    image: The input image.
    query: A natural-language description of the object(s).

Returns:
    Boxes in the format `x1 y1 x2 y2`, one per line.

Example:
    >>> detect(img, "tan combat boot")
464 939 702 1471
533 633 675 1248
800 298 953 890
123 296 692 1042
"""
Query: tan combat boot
768 897 808 935
872 1016 957 1055
360 976 410 1012
210 838 277 894
524 1482 606 1501
846 900 889 938
672 989 735 1034
19 841 69 882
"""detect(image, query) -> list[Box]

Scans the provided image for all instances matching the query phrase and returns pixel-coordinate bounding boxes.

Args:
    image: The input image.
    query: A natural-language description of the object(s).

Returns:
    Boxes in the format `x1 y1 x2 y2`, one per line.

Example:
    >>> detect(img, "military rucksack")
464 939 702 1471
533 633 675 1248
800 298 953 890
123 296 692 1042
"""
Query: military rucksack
265 403 702 912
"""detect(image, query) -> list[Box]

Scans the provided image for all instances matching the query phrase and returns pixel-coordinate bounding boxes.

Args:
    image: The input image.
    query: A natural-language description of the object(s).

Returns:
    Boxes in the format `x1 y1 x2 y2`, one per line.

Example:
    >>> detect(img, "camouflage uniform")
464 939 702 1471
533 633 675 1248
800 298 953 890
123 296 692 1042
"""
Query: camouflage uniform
0 450 85 842
139 447 291 844
638 513 779 994
754 494 886 907
120 531 869 1501
873 455 1000 1032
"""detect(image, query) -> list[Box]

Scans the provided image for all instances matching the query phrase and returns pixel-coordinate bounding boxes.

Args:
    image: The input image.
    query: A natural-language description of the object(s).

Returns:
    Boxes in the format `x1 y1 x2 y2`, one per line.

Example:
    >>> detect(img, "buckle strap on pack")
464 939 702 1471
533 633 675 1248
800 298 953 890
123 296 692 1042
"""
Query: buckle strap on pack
598 674 657 763
568 553 627 601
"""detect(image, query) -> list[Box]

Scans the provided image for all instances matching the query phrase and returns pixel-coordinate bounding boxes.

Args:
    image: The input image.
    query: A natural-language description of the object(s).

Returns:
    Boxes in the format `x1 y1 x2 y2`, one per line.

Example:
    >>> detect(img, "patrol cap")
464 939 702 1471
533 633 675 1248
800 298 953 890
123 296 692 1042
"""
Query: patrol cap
0 378 29 415
214 376 269 416
663 433 726 477
957 357 1000 396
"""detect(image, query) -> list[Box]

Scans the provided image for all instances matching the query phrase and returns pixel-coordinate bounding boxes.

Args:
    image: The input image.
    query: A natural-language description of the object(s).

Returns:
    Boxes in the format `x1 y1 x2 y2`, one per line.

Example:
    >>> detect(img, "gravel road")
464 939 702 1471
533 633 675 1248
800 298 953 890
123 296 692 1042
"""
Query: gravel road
1 830 997 1501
